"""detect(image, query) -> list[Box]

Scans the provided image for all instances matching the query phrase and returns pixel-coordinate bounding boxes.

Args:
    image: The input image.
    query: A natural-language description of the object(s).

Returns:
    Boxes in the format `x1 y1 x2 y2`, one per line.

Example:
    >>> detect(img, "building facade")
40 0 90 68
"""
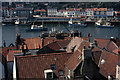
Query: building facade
14 8 33 18
47 8 57 17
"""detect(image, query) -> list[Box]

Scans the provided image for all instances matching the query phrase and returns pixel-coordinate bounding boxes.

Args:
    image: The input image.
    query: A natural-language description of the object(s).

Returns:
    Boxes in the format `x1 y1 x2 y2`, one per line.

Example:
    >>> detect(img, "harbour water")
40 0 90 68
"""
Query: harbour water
2 22 120 47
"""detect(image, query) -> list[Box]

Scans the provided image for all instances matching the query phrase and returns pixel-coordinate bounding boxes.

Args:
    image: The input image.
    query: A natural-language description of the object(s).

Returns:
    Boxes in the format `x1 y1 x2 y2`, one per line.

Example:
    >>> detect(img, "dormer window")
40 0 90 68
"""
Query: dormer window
44 69 53 79
58 70 63 76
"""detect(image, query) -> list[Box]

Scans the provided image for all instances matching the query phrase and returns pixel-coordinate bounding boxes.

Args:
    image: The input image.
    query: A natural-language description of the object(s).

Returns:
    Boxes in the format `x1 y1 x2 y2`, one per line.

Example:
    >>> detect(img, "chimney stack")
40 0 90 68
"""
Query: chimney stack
21 43 25 56
3 40 6 47
15 33 21 49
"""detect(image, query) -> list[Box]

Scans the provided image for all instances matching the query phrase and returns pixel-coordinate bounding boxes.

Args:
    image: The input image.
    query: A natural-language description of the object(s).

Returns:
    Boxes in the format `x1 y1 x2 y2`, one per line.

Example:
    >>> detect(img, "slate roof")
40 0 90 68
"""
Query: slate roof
16 52 72 79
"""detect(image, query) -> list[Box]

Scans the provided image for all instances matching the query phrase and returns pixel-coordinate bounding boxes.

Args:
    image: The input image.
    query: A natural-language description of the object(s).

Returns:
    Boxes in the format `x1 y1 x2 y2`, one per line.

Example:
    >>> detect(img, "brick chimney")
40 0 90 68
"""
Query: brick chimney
15 33 21 49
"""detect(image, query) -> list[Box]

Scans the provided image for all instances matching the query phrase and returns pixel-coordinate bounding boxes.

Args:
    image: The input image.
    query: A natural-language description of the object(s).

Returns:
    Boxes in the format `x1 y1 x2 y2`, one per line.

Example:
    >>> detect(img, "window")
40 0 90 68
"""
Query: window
44 69 54 79
50 64 56 70
58 70 63 76
47 72 53 79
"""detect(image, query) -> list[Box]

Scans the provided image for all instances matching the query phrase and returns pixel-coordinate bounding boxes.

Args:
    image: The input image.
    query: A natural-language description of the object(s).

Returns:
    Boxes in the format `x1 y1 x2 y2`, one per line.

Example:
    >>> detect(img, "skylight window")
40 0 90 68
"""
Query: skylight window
58 70 63 76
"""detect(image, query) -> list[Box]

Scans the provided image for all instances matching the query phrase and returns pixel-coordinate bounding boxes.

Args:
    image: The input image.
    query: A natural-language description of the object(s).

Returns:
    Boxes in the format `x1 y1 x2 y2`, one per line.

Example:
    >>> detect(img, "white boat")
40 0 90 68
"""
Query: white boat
26 22 47 32
68 18 87 27
95 19 114 28
15 19 20 25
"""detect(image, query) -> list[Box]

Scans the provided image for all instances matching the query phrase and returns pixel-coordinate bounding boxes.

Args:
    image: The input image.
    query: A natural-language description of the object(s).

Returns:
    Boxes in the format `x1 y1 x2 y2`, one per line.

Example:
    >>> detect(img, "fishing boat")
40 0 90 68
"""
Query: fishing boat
95 19 114 28
25 22 47 32
68 18 87 27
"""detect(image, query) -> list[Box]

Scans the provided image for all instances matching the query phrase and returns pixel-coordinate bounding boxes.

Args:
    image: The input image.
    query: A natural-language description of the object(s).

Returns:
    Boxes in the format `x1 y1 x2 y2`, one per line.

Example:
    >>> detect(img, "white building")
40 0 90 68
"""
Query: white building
2 7 9 18
47 8 57 17
106 8 114 17
85 8 94 17
57 10 66 17
65 8 76 17
75 8 86 18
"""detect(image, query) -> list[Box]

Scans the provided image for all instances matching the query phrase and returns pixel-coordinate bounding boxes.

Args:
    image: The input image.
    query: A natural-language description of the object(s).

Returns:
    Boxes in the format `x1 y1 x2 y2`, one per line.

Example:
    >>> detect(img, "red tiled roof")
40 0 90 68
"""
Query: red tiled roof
9 8 14 11
76 8 82 11
34 9 46 12
113 48 120 55
85 8 94 11
99 50 118 78
65 38 90 70
8 50 22 62
93 8 107 11
43 37 71 47
16 52 72 79
47 40 70 51
94 38 118 51
2 47 17 59
21 37 42 50
115 11 120 14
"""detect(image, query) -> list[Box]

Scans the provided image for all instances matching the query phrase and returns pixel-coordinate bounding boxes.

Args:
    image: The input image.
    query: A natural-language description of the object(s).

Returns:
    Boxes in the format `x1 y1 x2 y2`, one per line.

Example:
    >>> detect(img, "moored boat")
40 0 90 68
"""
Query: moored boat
95 19 114 28
68 18 87 27
25 24 47 32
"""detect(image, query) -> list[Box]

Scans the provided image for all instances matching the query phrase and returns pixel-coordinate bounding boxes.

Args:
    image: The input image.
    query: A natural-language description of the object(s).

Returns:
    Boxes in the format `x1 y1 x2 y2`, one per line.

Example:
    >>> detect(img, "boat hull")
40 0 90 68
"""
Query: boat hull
26 28 47 32
96 25 114 28
69 23 87 27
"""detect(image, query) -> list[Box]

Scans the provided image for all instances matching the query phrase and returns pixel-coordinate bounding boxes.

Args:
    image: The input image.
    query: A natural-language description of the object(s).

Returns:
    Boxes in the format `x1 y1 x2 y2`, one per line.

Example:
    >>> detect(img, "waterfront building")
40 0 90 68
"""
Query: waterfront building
2 7 9 18
47 8 58 17
115 11 120 18
94 8 107 18
14 8 33 18
85 8 94 17
75 8 86 18
65 8 76 17
9 8 15 18
33 9 47 17
106 8 114 17
15 4 24 8
57 10 66 17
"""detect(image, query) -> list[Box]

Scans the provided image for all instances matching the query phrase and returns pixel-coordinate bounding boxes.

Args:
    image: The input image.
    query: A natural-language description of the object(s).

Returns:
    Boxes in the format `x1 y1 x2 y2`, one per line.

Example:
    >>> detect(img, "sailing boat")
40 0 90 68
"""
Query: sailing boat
25 21 47 32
